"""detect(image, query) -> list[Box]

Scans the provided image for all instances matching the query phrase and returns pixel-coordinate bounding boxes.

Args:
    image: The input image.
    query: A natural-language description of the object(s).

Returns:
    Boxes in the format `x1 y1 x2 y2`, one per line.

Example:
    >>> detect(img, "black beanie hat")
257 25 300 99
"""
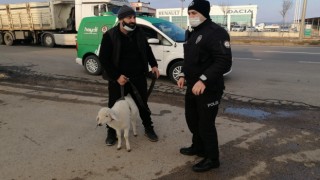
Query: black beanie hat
117 5 136 19
188 0 211 19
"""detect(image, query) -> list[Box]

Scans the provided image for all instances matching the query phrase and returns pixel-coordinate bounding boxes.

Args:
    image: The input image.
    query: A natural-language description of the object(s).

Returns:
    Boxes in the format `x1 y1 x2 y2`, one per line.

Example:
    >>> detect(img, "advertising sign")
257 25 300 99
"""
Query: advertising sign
304 24 312 37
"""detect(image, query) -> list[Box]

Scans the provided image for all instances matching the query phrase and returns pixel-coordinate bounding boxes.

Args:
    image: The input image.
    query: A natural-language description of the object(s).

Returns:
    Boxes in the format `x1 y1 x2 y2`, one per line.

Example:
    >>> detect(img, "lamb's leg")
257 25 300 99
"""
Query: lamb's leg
131 115 137 137
124 129 131 152
116 129 122 150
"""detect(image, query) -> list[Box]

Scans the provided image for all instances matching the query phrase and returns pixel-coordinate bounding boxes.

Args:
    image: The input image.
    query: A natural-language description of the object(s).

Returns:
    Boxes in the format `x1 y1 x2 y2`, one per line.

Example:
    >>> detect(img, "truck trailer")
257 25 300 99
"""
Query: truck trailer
0 0 129 47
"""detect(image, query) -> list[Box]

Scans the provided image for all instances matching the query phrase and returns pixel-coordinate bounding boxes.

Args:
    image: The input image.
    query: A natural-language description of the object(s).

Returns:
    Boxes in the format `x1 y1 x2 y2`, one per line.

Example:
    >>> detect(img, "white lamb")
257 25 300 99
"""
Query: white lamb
96 94 139 152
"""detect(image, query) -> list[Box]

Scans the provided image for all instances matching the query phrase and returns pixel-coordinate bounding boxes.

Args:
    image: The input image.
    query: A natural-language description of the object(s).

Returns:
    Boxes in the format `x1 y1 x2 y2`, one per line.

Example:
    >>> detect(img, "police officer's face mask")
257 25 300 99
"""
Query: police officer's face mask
189 16 201 27
122 21 136 31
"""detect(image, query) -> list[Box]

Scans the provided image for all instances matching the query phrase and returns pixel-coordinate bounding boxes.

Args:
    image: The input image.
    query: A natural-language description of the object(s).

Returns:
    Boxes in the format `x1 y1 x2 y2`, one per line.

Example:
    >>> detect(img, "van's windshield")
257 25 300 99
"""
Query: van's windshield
152 21 185 42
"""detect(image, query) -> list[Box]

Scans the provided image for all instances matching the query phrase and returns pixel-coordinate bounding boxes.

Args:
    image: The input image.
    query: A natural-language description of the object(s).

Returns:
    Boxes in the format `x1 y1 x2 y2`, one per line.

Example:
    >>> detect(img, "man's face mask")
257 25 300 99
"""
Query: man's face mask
189 16 201 27
122 21 136 31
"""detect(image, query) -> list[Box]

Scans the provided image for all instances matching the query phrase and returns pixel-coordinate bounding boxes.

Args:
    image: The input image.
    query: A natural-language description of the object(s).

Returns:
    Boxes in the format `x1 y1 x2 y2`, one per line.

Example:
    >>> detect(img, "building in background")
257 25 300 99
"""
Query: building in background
155 4 258 30
127 2 319 37
301 17 320 37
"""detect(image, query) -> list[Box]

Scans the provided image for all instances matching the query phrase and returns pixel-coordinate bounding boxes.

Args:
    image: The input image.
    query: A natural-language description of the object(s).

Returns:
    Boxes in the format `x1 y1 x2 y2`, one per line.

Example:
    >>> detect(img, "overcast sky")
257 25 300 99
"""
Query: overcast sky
1 0 318 23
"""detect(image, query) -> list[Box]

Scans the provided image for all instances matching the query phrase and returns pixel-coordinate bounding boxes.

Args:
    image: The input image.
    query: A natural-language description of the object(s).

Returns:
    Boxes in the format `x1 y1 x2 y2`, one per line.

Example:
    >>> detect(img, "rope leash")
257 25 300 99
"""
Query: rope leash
118 72 157 114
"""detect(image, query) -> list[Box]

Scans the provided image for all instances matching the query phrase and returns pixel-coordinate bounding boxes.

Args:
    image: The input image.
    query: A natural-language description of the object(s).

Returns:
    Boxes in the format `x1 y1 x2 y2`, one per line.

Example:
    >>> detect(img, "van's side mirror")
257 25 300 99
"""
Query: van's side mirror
148 38 160 44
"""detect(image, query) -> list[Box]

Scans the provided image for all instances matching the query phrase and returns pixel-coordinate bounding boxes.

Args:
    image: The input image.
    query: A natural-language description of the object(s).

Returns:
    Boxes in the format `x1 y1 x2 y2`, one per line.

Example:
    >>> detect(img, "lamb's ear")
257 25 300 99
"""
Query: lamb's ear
107 109 118 121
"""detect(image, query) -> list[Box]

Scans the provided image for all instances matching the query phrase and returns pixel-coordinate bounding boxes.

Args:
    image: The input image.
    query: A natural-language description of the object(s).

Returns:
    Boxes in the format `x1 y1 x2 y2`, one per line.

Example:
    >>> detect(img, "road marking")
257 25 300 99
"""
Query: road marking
299 61 320 64
264 51 320 55
235 58 262 61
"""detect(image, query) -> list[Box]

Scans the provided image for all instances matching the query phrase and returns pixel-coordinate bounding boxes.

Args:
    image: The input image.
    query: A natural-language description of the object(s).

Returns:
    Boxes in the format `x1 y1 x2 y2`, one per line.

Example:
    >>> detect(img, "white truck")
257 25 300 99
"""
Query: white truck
264 24 280 32
0 0 129 47
255 23 281 32
255 23 265 32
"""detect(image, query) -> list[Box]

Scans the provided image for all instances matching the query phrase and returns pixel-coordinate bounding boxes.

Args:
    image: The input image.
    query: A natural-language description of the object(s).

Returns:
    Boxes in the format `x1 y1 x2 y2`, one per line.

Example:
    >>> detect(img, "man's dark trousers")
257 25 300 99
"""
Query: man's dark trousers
185 88 222 160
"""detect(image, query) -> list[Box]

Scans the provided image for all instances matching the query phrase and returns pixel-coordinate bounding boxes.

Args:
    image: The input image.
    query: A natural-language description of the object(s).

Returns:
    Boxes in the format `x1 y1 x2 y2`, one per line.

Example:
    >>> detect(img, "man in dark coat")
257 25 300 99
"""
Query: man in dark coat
99 5 160 145
177 0 232 172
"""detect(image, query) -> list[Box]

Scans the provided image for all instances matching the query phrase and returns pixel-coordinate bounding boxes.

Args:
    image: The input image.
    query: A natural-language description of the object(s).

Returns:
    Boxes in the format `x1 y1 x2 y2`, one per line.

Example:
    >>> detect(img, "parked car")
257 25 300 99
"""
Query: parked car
280 27 289 32
231 25 245 32
246 26 257 32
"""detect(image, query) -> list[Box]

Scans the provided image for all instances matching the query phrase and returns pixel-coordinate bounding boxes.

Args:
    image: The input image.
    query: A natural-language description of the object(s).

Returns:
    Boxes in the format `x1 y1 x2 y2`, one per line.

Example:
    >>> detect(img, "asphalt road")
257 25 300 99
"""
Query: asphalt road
228 45 320 107
1 44 319 107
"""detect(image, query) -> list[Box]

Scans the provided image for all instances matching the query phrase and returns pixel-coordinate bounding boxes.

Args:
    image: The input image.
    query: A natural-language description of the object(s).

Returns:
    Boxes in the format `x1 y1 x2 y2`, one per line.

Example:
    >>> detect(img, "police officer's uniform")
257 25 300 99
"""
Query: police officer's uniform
181 18 232 160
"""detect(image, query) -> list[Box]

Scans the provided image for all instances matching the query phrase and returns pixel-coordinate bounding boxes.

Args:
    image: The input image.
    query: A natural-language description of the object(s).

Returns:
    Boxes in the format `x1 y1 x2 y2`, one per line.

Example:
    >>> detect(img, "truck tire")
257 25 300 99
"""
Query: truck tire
168 61 183 83
84 55 102 75
0 33 4 45
43 33 55 47
4 32 14 46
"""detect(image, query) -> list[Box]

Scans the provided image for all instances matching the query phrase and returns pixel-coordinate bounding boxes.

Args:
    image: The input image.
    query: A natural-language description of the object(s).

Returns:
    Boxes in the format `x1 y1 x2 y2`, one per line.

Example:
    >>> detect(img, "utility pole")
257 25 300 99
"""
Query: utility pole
299 0 307 41
180 0 185 29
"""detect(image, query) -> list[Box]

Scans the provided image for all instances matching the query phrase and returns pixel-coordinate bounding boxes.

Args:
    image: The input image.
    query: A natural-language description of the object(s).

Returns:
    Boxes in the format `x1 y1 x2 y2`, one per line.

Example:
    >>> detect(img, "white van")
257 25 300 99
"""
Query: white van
76 14 231 83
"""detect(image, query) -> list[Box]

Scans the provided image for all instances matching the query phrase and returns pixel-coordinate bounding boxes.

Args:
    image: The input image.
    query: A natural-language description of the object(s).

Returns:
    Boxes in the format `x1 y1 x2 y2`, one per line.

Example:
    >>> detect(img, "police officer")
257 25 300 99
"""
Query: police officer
177 0 232 172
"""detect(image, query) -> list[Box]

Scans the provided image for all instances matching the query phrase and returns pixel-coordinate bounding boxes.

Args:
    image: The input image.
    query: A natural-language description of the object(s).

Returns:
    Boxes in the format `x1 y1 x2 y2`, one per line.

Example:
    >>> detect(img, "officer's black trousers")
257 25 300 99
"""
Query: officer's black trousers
107 76 153 135
185 88 222 160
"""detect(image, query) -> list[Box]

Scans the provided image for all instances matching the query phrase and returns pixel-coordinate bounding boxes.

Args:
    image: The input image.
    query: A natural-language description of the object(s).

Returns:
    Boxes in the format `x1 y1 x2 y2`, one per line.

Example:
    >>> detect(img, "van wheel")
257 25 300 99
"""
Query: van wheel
84 55 102 75
43 33 55 47
0 33 4 45
168 61 183 83
4 32 14 46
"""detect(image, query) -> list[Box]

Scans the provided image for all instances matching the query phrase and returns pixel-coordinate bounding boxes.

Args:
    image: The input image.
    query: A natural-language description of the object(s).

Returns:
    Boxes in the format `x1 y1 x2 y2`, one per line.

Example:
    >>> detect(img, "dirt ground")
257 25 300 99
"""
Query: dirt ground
1 66 320 179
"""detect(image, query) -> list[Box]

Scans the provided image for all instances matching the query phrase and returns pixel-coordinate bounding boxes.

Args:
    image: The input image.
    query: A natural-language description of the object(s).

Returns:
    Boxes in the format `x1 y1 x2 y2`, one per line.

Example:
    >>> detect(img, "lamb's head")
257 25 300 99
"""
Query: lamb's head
96 107 118 126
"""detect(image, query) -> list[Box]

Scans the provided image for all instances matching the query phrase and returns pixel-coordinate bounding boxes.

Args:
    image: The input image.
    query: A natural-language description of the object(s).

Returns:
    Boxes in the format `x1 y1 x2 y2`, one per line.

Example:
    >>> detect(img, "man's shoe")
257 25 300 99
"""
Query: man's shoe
192 158 220 172
145 127 158 142
180 146 205 157
105 132 117 146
